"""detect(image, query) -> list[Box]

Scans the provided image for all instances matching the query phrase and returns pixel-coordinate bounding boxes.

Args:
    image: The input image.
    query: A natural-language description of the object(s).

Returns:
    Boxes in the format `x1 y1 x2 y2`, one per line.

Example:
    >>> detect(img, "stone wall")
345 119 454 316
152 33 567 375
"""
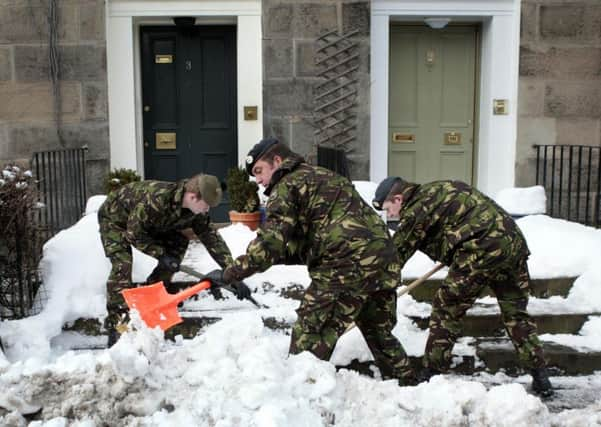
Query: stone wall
262 0 371 178
517 0 601 187
0 0 109 195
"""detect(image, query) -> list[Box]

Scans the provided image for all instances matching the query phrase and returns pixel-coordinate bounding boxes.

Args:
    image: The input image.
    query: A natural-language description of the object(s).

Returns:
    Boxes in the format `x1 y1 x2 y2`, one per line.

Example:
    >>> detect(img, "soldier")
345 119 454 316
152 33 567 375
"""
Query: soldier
372 177 554 397
219 138 415 385
98 174 247 346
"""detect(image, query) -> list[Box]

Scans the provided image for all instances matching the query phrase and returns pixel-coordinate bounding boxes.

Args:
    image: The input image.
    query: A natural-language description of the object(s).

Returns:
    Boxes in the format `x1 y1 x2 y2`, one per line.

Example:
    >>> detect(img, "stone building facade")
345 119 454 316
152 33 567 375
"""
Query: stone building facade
262 0 371 178
0 0 599 197
0 0 109 195
516 0 601 187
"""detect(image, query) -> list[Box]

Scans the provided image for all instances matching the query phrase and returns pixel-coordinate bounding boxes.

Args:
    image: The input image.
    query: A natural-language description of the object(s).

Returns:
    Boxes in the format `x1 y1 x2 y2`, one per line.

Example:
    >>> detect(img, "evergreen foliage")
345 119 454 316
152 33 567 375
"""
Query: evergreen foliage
226 167 259 213
103 168 141 194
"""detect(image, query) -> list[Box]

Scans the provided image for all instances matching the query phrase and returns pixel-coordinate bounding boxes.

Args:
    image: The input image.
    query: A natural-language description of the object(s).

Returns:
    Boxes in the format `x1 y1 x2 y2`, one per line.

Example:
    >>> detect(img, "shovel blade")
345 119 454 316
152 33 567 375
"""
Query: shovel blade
121 282 183 331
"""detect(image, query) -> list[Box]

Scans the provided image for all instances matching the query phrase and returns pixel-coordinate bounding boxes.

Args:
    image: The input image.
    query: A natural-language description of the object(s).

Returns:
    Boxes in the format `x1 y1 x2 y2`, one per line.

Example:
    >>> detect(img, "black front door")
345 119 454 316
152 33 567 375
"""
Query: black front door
141 25 237 221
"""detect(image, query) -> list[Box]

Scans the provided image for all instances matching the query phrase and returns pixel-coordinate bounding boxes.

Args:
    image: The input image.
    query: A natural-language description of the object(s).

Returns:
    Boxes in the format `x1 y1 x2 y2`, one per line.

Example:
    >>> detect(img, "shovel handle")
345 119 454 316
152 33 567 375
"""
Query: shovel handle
171 280 212 305
397 263 445 297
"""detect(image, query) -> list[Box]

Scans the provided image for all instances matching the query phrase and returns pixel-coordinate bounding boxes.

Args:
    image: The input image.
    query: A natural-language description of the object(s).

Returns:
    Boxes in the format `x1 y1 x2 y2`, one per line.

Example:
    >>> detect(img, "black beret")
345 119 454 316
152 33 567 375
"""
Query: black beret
372 177 403 210
245 138 279 175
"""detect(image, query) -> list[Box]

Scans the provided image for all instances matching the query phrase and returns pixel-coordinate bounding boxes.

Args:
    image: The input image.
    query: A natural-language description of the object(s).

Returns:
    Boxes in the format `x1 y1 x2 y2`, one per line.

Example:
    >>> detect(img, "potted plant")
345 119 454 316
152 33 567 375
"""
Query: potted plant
226 167 261 230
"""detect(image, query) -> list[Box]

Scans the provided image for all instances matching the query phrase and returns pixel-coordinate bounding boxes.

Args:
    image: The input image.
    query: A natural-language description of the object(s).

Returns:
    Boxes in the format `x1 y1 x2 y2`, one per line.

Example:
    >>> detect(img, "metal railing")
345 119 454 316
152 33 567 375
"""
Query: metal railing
31 146 88 239
534 144 601 227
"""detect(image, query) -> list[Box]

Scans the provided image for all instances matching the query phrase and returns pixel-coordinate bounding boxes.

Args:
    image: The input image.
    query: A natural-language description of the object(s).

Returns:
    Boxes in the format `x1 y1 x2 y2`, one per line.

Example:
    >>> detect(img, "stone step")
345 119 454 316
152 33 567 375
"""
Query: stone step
475 339 601 376
405 277 577 303
408 312 598 337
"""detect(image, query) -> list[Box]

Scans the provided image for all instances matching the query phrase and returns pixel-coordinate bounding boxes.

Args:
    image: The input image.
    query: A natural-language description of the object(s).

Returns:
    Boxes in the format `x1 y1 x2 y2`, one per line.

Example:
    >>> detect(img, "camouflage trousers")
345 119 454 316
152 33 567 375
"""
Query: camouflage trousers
98 219 189 332
424 257 547 372
290 275 414 383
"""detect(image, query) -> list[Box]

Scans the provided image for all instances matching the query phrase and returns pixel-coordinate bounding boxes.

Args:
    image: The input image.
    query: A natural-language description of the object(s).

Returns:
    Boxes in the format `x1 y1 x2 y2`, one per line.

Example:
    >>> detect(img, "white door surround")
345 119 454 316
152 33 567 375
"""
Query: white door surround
105 0 263 176
371 0 521 196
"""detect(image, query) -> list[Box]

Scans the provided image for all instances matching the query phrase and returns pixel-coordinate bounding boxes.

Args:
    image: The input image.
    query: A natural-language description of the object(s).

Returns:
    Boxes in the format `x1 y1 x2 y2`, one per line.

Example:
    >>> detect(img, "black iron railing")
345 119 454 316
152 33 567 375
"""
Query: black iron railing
534 144 601 227
31 146 88 239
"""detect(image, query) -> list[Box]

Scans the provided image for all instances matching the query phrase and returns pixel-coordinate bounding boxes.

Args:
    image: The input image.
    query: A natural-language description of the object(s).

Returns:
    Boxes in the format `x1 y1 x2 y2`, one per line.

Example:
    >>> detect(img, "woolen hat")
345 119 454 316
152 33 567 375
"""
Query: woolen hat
188 174 223 207
372 177 403 210
246 138 279 175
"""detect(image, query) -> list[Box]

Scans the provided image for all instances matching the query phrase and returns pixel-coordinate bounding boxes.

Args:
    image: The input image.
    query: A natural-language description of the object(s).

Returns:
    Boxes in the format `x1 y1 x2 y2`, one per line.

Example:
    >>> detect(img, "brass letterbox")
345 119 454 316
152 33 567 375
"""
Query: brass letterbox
392 133 415 143
155 132 176 150
155 54 173 64
444 132 461 145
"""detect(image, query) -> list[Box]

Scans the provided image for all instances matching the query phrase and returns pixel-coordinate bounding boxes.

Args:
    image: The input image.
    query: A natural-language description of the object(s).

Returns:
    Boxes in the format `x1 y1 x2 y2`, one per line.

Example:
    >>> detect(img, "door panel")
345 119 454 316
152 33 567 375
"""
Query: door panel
389 26 477 184
141 26 237 222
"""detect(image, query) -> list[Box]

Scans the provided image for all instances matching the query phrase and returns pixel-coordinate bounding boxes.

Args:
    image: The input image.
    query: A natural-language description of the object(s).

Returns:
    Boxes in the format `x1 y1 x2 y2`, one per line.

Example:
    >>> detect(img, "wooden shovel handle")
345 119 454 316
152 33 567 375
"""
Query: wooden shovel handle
397 263 445 297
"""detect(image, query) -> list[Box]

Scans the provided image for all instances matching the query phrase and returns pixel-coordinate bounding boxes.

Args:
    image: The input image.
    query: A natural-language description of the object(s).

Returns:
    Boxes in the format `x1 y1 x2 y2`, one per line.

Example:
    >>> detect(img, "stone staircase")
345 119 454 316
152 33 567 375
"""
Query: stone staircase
402 276 601 375
61 276 601 376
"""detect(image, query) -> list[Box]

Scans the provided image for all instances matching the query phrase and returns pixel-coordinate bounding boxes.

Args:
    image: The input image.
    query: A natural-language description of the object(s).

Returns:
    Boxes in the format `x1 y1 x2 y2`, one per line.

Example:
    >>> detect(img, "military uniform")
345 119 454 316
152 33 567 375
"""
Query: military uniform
98 180 233 333
230 156 414 382
389 180 546 372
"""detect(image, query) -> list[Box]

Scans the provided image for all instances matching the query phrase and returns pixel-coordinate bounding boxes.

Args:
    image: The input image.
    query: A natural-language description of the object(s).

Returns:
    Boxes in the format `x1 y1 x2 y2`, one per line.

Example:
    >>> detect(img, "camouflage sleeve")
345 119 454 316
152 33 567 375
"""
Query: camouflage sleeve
393 210 423 266
124 202 165 258
192 215 234 268
233 182 300 275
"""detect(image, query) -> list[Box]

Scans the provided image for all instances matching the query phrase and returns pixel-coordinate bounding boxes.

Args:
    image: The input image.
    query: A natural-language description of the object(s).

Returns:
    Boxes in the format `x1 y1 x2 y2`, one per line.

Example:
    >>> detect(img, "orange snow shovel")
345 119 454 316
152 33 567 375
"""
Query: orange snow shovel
121 279 212 331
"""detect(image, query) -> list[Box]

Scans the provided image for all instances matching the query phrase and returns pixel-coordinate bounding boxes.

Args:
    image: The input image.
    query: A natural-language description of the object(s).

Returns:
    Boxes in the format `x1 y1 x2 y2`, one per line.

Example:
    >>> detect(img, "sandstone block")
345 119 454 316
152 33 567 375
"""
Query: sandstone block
80 0 105 41
0 3 78 43
264 39 293 79
263 115 289 145
264 3 293 38
296 40 317 77
0 82 81 122
293 4 338 38
15 45 106 82
0 47 12 81
264 79 314 117
516 117 557 160
342 2 369 37
520 46 601 79
540 5 601 42
290 118 317 159
545 82 601 118
556 118 601 146
518 80 545 117
520 3 538 42
83 81 108 120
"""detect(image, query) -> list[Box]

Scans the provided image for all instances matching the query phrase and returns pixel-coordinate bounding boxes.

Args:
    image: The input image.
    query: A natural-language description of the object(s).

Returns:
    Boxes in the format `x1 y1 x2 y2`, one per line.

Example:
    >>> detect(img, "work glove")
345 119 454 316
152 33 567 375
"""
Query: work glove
158 255 180 273
205 269 225 300
223 265 246 284
229 281 252 301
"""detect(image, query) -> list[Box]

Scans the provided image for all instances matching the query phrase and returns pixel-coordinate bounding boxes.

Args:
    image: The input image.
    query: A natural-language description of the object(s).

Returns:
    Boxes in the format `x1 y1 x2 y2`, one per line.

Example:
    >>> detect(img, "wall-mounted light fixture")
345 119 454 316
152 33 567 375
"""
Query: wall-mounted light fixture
424 17 451 29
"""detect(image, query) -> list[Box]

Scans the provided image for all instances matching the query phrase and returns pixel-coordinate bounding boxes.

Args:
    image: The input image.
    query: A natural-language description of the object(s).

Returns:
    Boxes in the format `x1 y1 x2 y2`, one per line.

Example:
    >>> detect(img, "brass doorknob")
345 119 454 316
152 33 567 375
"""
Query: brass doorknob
144 141 149 147
144 105 151 112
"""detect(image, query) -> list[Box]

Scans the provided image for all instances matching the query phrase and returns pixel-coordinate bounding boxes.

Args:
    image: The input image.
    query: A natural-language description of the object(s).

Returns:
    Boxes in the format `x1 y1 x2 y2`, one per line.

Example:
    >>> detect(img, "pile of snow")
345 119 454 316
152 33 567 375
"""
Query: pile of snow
494 186 546 216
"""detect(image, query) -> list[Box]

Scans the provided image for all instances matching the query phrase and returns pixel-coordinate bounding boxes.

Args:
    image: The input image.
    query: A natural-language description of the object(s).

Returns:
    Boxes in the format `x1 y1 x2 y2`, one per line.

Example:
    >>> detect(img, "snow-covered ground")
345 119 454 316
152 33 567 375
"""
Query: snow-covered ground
1 185 601 426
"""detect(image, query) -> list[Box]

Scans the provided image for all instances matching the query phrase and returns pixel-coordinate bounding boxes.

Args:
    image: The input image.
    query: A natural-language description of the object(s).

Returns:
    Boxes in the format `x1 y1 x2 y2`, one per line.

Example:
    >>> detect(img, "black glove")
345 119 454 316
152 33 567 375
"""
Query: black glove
205 269 225 300
223 265 246 284
229 281 252 300
158 255 180 273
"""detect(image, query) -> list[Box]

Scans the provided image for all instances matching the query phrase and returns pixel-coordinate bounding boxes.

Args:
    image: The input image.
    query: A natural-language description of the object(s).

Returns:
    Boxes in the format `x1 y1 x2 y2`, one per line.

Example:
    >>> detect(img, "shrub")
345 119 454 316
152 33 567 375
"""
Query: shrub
0 164 43 318
226 167 259 213
103 168 141 194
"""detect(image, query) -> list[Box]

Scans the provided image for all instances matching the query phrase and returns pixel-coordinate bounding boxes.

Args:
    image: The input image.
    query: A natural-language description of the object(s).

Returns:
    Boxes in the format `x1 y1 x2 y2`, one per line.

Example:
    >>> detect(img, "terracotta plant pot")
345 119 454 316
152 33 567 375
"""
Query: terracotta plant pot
228 210 261 231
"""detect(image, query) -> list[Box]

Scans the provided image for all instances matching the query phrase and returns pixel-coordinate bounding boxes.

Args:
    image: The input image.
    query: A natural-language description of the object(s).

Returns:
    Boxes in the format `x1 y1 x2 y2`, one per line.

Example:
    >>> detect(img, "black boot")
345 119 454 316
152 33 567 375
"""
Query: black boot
531 367 554 398
417 367 443 383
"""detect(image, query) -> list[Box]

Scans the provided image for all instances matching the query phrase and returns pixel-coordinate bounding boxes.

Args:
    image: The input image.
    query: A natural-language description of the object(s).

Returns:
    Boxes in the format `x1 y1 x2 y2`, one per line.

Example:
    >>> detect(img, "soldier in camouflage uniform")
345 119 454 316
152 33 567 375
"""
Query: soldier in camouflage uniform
220 138 415 385
98 174 234 346
372 177 554 396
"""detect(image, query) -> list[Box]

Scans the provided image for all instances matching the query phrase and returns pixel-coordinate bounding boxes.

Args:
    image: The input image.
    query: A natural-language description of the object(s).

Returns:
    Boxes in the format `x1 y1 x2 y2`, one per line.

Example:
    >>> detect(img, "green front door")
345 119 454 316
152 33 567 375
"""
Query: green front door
141 26 237 221
389 26 477 184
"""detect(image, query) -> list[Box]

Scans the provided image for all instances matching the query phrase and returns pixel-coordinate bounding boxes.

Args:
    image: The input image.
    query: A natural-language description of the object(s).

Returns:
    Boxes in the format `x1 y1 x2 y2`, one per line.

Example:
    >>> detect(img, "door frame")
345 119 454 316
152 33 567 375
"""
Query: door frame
106 0 262 178
371 0 521 197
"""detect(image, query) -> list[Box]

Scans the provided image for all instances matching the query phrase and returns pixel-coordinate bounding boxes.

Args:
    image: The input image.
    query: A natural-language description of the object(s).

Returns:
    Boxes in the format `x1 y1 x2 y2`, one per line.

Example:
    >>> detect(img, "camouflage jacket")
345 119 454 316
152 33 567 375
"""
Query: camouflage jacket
393 180 529 269
98 180 233 267
233 157 399 289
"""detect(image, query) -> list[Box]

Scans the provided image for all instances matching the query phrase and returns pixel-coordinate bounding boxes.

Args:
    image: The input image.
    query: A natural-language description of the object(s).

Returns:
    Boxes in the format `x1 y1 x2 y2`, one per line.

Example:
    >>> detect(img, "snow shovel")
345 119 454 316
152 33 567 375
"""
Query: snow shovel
121 278 213 331
178 264 268 309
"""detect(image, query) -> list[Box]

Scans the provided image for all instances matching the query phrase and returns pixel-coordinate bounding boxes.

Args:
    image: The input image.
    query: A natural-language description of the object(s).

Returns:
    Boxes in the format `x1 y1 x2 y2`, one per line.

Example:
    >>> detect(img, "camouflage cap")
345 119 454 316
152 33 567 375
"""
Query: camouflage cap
372 177 403 210
187 174 223 207
245 137 279 175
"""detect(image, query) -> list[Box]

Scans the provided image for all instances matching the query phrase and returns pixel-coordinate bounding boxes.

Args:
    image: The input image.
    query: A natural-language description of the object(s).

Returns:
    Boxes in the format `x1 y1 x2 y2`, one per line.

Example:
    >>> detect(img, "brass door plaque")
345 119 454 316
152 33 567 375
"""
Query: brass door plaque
244 106 258 121
156 132 176 150
155 54 173 64
444 132 461 145
392 133 415 143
